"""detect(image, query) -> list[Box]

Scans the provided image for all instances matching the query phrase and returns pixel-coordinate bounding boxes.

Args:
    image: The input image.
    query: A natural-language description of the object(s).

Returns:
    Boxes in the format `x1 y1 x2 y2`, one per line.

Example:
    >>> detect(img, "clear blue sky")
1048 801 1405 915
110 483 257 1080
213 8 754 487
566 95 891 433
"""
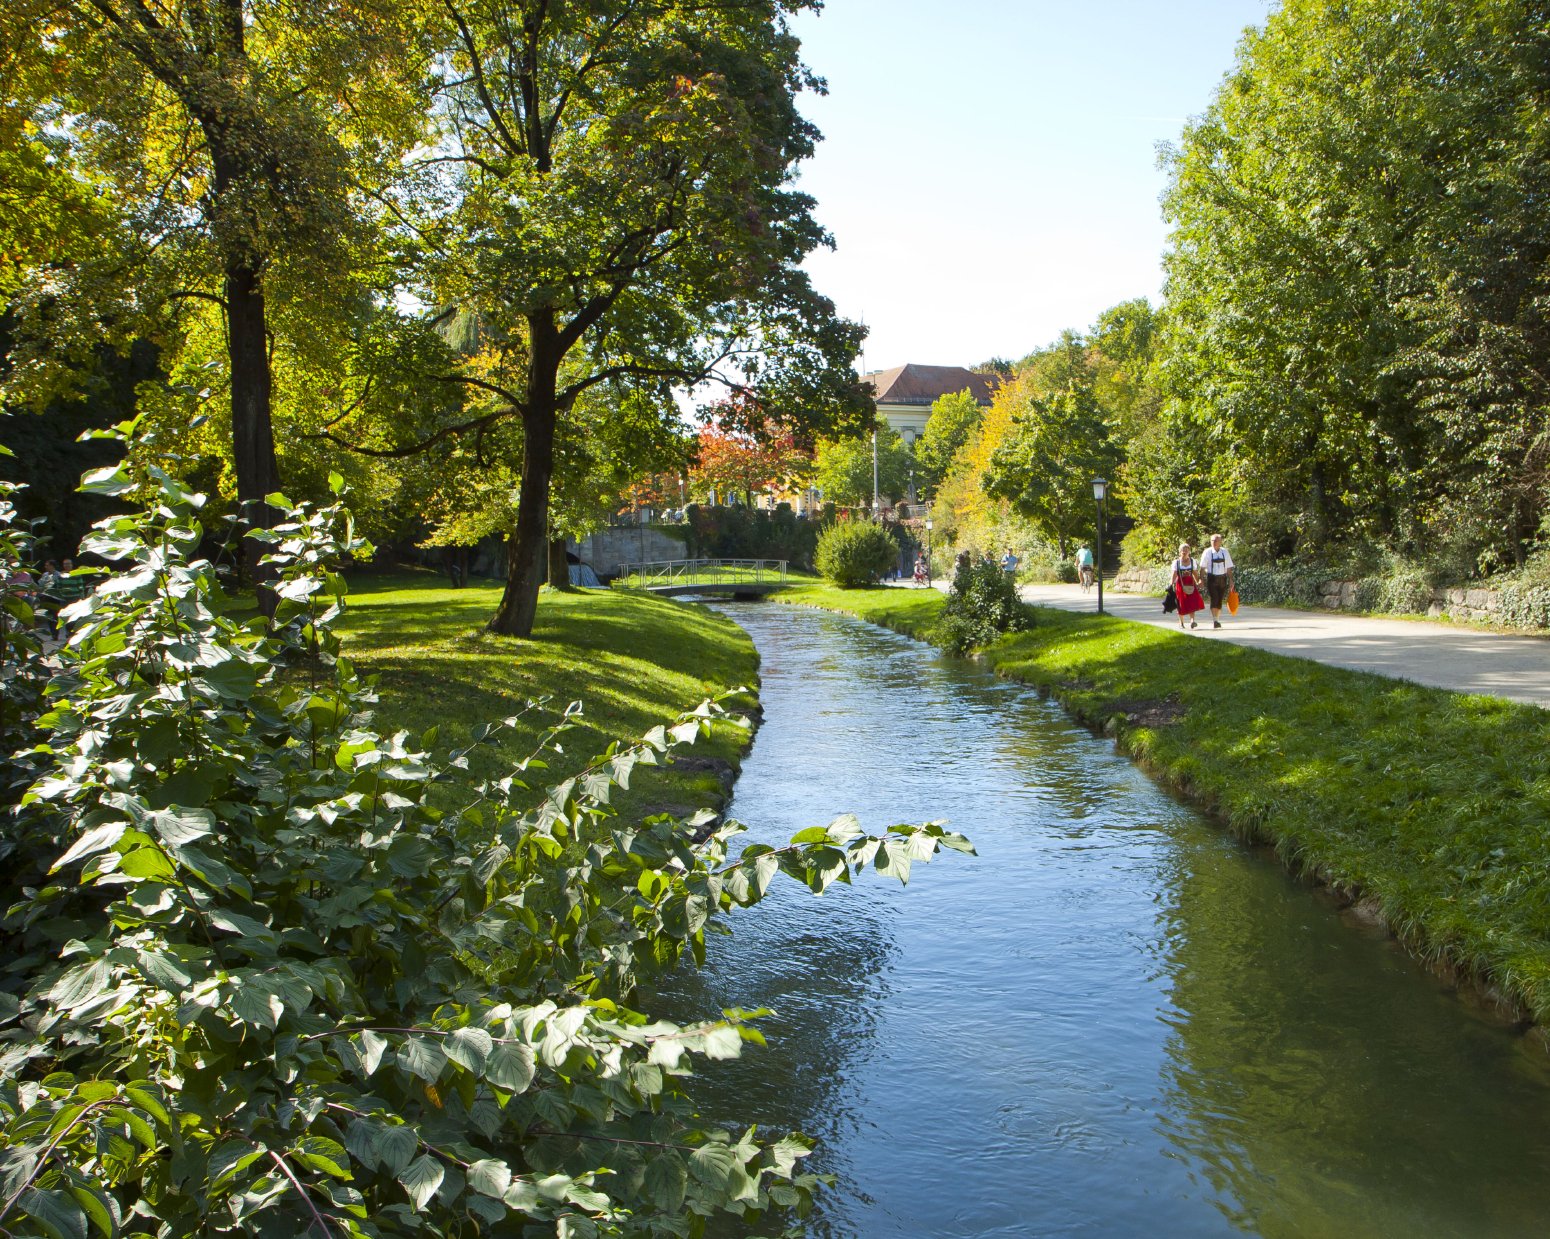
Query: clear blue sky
787 0 1274 370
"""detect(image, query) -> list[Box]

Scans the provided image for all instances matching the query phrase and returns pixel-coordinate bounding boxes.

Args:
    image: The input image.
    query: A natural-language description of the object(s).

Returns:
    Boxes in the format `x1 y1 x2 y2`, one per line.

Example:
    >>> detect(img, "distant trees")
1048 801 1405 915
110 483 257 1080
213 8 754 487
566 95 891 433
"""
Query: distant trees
915 391 984 499
690 428 811 506
814 418 912 508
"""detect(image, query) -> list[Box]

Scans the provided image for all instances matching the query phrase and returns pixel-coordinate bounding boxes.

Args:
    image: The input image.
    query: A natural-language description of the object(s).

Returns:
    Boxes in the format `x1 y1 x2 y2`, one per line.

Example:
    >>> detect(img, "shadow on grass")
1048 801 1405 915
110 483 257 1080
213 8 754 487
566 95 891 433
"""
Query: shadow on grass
334 572 760 813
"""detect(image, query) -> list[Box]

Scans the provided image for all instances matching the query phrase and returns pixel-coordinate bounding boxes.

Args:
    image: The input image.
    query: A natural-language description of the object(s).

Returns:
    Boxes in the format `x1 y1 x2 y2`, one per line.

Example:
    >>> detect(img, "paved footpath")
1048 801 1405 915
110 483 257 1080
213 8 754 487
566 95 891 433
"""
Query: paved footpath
1011 582 1550 708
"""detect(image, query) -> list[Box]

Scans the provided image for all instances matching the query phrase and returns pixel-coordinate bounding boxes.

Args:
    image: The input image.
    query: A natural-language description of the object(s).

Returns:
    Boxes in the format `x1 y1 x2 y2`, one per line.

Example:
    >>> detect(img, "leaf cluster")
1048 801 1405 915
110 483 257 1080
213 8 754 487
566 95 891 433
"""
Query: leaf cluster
0 453 972 1237
933 556 1032 657
813 520 898 589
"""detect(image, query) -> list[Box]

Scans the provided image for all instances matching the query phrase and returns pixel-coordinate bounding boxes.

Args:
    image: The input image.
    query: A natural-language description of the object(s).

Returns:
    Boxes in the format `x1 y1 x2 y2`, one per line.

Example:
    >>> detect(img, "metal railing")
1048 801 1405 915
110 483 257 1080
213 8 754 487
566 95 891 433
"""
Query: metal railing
613 558 788 590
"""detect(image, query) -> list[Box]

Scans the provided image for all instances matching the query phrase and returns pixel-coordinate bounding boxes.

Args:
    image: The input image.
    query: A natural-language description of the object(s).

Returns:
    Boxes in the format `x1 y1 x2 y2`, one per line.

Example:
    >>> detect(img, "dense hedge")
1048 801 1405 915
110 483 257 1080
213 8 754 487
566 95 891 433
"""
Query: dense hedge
933 557 1033 655
815 520 899 588
684 502 823 570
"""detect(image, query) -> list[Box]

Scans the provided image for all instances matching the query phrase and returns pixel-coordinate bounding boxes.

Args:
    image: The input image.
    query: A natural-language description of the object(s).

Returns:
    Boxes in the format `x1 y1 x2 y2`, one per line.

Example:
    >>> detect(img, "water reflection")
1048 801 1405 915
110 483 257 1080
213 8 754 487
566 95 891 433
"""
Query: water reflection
653 604 1550 1237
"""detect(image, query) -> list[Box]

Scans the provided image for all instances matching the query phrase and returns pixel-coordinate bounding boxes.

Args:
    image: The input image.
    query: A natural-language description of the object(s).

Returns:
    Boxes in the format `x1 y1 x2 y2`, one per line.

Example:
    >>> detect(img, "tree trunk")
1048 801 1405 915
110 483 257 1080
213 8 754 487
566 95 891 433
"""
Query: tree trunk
489 316 561 636
548 536 571 587
226 260 283 615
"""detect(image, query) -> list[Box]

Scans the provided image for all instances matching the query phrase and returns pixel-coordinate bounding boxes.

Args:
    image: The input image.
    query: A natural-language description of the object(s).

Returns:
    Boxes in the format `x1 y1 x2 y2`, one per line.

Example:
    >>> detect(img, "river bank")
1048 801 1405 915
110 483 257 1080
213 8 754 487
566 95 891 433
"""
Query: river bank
336 573 763 816
774 583 1550 1034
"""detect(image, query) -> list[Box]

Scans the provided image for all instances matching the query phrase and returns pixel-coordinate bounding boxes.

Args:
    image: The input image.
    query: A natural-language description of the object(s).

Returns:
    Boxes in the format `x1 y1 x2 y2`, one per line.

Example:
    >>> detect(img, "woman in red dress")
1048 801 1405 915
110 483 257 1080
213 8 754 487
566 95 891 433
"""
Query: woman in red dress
1172 542 1206 630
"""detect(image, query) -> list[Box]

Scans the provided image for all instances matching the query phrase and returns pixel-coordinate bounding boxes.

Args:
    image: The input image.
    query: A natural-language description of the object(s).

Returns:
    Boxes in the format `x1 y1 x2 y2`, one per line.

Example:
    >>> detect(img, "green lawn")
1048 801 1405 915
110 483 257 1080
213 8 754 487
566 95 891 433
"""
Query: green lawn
334 572 760 815
776 583 1550 1027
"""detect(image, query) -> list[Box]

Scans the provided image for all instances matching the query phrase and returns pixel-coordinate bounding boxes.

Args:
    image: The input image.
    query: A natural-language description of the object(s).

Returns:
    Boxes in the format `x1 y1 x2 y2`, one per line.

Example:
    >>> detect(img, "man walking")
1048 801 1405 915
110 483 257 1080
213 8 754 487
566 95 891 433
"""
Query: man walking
1202 533 1235 629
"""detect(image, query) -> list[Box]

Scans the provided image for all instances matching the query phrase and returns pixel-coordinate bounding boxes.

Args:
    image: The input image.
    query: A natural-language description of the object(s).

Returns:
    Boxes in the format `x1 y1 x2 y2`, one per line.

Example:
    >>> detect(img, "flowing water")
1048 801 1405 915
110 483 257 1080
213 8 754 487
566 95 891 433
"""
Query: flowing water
653 603 1550 1238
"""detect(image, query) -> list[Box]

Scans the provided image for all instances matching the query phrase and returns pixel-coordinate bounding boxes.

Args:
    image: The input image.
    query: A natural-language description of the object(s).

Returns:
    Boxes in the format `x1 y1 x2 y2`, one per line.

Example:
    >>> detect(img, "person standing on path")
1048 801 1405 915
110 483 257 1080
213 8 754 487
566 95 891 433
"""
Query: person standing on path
1201 533 1235 629
1172 542 1206 630
1001 549 1020 578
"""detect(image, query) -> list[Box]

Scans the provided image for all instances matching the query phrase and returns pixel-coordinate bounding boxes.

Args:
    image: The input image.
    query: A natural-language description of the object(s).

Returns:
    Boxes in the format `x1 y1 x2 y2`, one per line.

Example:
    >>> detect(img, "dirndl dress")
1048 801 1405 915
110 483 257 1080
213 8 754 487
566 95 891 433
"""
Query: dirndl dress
1174 564 1206 617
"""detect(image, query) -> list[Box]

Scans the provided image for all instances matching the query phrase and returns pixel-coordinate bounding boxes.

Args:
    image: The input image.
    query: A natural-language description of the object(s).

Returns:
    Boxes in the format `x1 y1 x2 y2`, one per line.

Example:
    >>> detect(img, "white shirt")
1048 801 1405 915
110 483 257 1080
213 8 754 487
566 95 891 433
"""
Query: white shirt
1202 547 1234 576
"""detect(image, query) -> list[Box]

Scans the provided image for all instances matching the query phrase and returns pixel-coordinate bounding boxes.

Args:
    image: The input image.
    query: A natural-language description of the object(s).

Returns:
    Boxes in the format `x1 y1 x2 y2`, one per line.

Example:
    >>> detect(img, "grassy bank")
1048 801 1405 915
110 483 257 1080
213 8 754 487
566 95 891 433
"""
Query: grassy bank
776 583 1550 1027
336 573 759 814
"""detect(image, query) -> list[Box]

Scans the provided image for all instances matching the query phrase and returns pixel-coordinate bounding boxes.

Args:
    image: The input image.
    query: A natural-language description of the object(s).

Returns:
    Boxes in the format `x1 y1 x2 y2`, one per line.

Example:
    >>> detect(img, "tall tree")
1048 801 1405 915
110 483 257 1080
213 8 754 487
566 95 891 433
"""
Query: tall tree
1158 0 1550 566
413 0 869 637
915 390 984 500
982 367 1120 557
4 0 431 601
813 417 911 508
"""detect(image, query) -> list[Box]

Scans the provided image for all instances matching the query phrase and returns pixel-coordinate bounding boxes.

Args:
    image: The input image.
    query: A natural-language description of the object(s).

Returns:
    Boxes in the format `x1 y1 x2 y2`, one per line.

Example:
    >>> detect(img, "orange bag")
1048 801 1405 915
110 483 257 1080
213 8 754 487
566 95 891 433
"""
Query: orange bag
1227 589 1240 615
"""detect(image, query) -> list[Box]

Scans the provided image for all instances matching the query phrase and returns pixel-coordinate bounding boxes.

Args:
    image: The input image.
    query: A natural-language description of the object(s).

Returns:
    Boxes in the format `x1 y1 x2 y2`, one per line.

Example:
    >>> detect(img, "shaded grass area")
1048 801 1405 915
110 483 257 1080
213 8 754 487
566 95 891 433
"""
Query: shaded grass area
335 573 760 816
776 584 1550 1027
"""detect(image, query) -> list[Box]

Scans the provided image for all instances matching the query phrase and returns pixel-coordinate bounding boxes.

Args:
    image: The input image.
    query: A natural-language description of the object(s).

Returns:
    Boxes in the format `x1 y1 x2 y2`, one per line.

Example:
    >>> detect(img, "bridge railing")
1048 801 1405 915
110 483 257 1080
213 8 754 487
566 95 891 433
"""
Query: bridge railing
613 558 788 590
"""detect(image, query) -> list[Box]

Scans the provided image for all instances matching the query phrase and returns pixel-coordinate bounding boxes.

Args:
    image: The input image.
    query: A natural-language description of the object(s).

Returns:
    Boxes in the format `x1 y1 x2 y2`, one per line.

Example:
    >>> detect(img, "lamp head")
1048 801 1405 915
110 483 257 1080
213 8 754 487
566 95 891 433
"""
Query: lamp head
1092 477 1108 502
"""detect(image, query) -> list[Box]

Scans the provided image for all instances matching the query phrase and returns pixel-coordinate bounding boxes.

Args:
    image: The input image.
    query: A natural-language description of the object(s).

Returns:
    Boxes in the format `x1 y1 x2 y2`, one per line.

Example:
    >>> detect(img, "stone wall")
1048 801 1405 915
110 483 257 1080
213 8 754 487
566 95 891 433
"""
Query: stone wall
572 525 689 577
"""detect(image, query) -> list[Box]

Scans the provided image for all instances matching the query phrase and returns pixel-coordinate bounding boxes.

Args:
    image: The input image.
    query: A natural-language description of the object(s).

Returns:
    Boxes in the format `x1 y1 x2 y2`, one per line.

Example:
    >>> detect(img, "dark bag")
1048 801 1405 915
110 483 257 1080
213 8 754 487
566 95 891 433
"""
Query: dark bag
1162 587 1178 614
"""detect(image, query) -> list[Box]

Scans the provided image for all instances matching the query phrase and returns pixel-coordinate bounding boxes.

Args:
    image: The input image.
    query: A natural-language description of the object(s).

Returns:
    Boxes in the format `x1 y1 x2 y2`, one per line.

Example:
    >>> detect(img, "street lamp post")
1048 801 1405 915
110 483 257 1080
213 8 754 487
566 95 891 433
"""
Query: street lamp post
925 517 934 588
871 426 880 517
1092 478 1108 615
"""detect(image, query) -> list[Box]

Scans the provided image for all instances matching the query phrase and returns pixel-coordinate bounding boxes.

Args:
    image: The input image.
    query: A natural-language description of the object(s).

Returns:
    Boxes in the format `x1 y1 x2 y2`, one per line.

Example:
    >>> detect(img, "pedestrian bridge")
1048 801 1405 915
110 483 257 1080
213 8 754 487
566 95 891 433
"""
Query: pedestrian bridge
612 558 788 597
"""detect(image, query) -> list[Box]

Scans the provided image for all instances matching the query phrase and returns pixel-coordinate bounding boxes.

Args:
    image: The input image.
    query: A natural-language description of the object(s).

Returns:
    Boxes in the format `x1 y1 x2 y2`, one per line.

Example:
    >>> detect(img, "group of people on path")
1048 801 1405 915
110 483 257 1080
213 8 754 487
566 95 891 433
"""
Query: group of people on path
1169 534 1235 630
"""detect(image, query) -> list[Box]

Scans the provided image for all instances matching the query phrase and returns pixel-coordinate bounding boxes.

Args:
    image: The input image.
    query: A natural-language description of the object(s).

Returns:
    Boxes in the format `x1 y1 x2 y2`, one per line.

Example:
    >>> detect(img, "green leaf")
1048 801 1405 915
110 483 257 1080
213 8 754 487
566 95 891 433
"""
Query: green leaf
116 846 176 881
378 1125 419 1175
643 1152 686 1211
825 813 863 843
467 1193 506 1224
297 1136 350 1179
229 980 283 1030
150 807 216 848
79 466 135 497
209 910 271 940
122 1085 170 1127
687 1142 753 1202
48 959 110 1012
18 1188 89 1239
51 822 129 873
484 1043 536 1094
355 1029 389 1077
137 950 193 992
398 1037 447 1083
67 1185 115 1239
398 1153 444 1212
209 1139 265 1188
467 1158 512 1199
699 1025 742 1060
753 852 779 897
444 1026 493 1073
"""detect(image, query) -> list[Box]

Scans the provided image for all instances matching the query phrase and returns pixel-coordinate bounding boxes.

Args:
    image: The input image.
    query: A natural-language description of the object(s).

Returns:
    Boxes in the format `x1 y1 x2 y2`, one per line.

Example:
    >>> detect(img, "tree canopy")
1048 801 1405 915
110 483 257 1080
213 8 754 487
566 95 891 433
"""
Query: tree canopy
814 418 912 508
1158 0 1550 568
370 0 871 634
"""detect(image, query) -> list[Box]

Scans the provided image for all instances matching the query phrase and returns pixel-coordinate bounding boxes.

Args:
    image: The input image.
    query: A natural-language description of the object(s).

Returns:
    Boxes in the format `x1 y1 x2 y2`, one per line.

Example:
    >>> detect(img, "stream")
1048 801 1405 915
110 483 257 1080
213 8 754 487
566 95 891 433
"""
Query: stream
653 602 1550 1237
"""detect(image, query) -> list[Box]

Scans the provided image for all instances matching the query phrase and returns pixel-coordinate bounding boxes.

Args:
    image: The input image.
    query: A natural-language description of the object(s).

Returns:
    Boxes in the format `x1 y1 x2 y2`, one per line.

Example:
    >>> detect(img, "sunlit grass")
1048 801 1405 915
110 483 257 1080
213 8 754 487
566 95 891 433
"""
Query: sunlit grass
779 587 1550 1024
771 582 946 634
335 572 759 816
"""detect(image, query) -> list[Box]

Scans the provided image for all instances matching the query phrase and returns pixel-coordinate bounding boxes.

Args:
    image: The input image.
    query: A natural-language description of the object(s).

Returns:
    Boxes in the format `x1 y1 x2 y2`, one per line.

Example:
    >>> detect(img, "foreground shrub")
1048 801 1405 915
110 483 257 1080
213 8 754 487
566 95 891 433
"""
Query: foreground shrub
0 455 972 1238
815 519 898 588
934 556 1033 655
